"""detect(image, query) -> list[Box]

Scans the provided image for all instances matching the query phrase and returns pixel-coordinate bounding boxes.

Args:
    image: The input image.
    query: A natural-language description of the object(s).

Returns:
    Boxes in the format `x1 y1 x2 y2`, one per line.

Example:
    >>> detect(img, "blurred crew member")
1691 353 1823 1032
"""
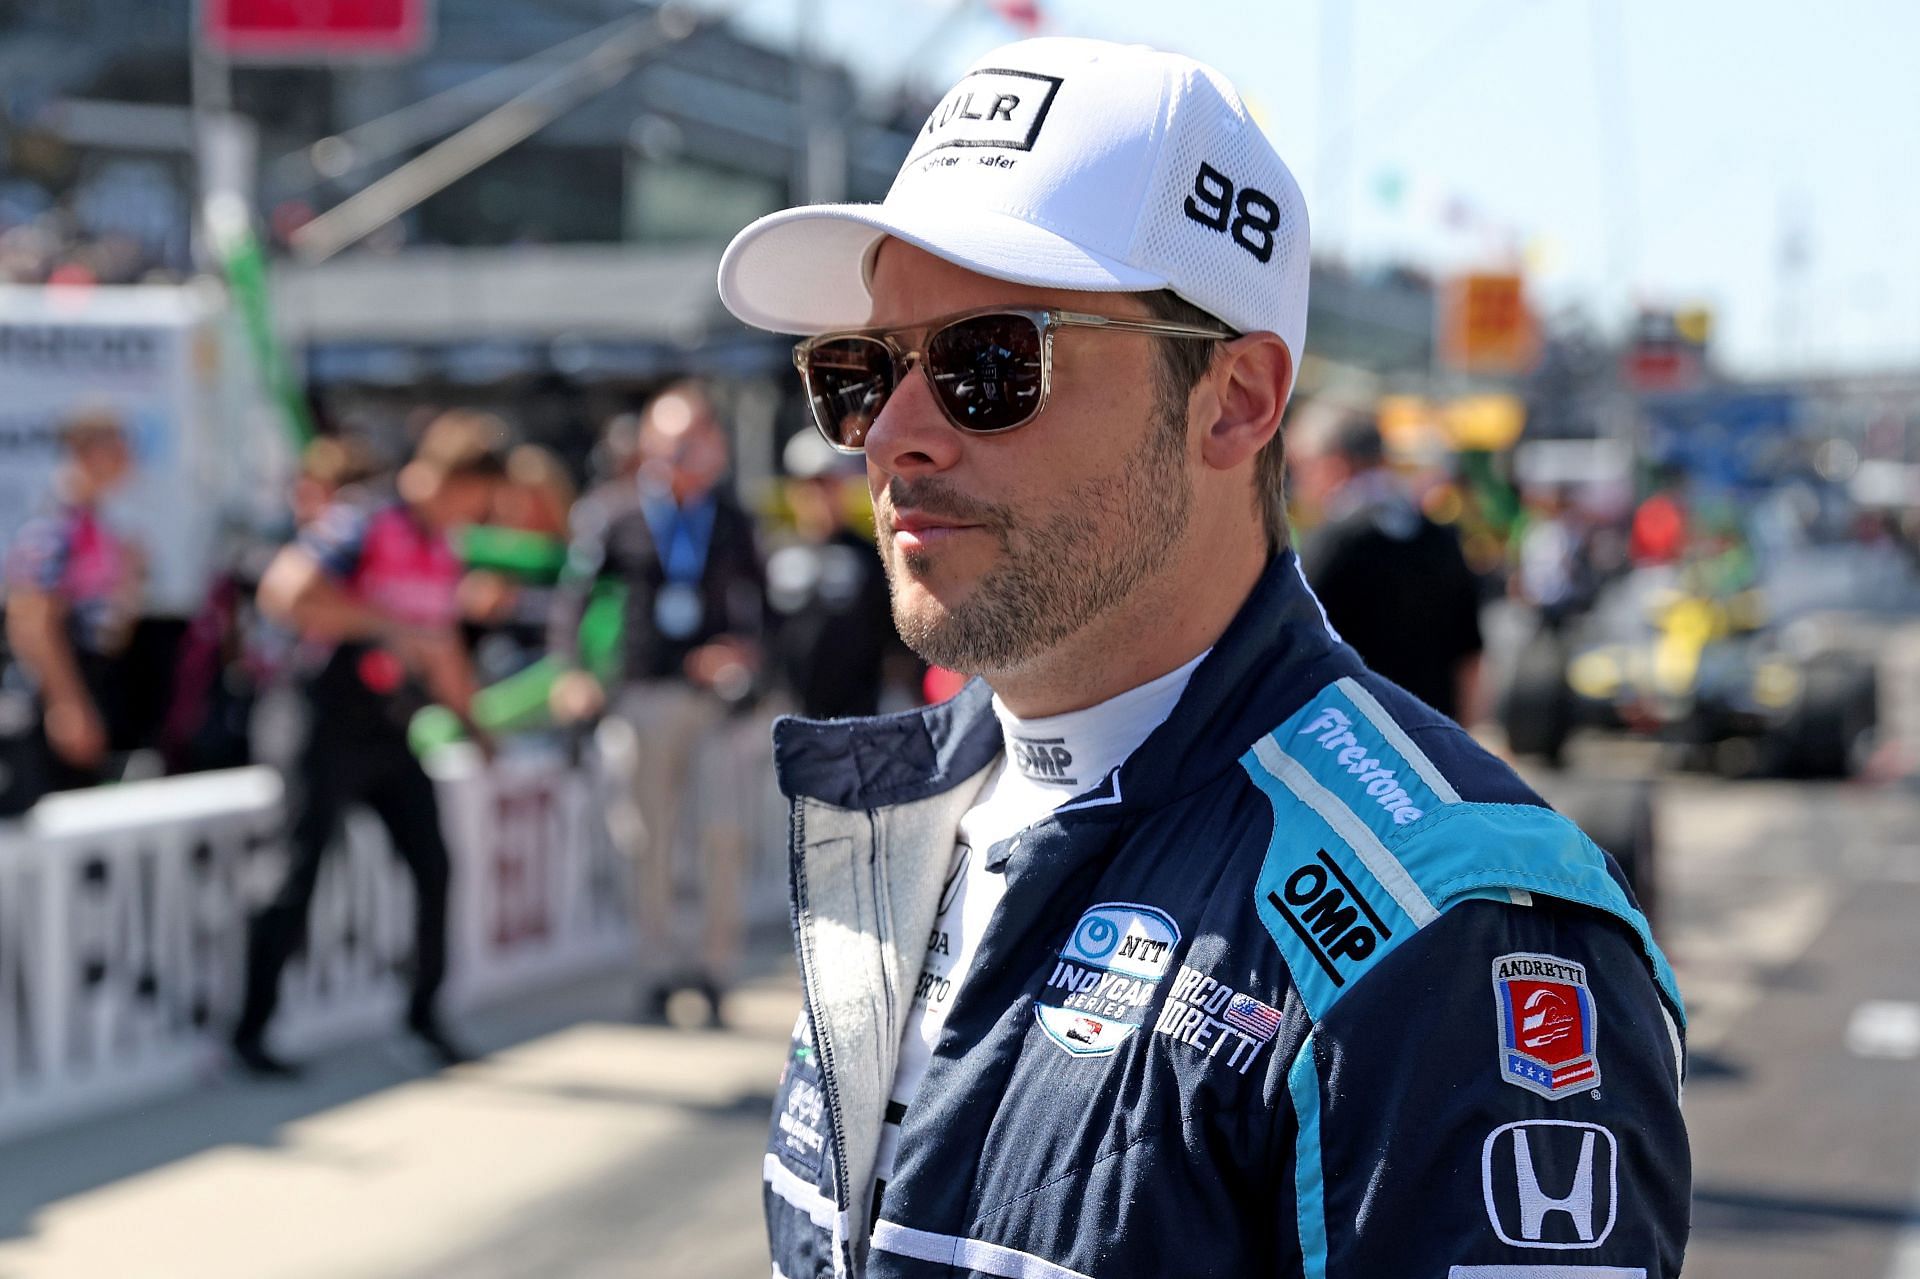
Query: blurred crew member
1514 484 1591 625
3 410 141 794
496 443 576 539
768 430 902 718
290 435 381 530
1293 414 1486 722
718 37 1688 1278
548 385 768 1025
456 443 577 642
233 411 506 1077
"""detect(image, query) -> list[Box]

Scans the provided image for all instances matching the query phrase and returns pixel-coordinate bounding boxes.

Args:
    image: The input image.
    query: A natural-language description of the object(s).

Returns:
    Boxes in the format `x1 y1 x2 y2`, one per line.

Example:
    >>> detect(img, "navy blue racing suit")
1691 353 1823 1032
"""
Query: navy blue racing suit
763 551 1689 1279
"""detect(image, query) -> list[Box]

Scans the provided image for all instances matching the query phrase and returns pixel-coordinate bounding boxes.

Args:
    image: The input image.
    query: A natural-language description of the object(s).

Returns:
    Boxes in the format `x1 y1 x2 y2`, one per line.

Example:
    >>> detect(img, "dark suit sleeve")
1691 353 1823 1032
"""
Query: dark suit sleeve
1434 520 1484 660
1281 899 1689 1278
546 493 613 667
718 499 769 641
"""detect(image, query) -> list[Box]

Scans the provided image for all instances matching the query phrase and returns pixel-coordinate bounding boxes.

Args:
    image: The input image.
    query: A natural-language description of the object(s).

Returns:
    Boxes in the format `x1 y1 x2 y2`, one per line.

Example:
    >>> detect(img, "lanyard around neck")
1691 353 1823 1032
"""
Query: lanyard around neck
643 490 718 585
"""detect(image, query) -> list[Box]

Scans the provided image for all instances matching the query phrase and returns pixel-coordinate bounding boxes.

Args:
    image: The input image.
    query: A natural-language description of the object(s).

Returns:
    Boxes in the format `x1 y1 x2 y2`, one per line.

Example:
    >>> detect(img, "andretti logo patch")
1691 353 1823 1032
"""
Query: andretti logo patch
1036 902 1181 1057
907 68 1064 164
1494 952 1600 1099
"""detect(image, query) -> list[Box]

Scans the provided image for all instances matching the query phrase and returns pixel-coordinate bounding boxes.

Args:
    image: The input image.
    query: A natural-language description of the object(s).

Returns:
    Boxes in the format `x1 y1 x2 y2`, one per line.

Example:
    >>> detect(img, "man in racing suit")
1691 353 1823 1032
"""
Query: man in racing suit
717 36 1689 1279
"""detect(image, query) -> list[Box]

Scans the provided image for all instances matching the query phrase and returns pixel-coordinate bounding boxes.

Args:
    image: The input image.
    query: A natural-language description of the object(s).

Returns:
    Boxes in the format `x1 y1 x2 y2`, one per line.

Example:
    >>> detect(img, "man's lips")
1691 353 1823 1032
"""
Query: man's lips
888 508 984 552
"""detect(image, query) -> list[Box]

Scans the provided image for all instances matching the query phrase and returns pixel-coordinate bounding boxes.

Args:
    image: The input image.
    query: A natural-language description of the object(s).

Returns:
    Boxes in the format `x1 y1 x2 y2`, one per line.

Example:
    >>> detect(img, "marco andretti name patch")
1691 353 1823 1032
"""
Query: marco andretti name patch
1036 902 1181 1057
1494 952 1601 1099
1154 966 1284 1074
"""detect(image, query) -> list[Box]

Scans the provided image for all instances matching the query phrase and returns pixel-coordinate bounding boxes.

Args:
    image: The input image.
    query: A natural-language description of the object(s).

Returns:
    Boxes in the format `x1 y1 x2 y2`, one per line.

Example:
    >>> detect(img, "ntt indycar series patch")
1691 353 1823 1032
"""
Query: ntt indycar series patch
1035 902 1180 1055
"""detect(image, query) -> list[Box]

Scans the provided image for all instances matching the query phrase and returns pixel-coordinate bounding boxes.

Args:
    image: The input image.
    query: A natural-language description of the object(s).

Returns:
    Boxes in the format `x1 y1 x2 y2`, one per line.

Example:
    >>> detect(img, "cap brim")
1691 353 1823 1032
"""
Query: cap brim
717 202 1167 335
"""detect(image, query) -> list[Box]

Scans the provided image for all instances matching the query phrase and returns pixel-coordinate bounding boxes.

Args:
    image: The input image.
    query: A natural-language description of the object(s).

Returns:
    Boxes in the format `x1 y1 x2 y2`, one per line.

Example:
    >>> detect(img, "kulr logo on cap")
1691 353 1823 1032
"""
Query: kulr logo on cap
717 37 1310 381
908 68 1064 164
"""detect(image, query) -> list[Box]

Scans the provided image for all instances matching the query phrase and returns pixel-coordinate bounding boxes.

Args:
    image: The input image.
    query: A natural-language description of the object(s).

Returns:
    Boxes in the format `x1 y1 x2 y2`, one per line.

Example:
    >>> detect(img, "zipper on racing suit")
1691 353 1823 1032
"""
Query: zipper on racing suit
782 765 988 1276
788 797 863 1277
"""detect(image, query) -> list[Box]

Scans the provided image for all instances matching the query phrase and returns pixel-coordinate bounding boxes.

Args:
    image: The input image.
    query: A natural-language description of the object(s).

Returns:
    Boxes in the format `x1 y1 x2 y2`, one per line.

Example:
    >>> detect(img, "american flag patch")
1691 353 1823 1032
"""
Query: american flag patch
1222 993 1283 1042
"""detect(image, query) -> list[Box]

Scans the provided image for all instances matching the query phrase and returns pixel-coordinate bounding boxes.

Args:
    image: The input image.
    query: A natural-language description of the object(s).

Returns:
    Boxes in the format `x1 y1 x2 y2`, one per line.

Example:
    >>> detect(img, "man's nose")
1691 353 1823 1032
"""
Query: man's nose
862 362 963 479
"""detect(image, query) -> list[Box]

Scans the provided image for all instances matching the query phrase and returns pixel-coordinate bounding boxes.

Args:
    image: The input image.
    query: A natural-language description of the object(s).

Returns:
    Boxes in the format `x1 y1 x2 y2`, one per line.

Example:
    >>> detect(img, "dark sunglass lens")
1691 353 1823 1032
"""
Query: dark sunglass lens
804 337 894 448
926 314 1044 432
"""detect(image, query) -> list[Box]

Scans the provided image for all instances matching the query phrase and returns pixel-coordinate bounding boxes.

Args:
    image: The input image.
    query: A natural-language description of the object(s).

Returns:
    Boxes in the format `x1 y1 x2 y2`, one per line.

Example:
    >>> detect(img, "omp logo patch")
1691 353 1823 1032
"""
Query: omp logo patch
1494 953 1601 1099
1266 849 1393 988
906 68 1063 164
1153 965 1283 1075
1480 1120 1619 1250
1036 902 1180 1057
1011 736 1077 786
1295 706 1425 825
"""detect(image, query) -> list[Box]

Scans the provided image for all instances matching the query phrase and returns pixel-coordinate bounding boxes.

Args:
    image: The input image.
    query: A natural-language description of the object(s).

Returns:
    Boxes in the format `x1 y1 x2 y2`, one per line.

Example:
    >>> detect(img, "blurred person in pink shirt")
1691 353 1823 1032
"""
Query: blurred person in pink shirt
3 409 142 797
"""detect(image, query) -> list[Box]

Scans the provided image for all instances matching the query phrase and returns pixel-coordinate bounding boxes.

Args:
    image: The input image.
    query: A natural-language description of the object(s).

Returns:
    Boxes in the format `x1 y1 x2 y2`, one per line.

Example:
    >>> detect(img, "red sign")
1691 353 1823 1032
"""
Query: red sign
1438 272 1539 376
1622 307 1709 393
202 0 432 59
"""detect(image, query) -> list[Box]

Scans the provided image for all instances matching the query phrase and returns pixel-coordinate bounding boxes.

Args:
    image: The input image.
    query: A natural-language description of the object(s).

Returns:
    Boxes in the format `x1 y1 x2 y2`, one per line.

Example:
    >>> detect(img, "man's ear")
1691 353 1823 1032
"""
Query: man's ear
1198 333 1292 474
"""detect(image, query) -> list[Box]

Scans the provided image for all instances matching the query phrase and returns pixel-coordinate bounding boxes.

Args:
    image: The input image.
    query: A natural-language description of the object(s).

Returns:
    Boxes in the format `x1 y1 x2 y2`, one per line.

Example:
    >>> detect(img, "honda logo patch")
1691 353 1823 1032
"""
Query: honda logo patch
1493 952 1600 1099
1481 1120 1619 1250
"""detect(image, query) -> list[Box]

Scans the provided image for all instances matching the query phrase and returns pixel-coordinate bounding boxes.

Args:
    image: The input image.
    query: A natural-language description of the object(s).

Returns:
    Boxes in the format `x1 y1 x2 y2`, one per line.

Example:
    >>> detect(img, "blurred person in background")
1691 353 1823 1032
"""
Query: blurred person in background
232 411 506 1077
1512 483 1593 627
497 443 577 539
457 443 578 674
721 36 1686 1279
1292 412 1485 722
162 435 386 776
244 435 389 763
290 435 383 531
2 409 142 802
548 385 768 1026
768 429 904 719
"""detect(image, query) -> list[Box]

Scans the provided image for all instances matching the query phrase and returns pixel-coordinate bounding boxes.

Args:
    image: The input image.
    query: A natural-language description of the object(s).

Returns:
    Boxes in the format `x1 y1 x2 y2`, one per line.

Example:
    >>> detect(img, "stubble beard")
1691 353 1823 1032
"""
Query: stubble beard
882 412 1192 675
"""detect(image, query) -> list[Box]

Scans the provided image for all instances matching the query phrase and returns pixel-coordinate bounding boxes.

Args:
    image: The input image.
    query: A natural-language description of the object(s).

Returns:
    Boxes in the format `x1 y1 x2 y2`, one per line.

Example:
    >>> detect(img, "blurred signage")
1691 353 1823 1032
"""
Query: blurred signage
1444 394 1527 452
1623 306 1712 393
0 286 229 616
201 0 433 60
1438 272 1538 376
0 752 634 1144
1641 389 1797 488
1378 393 1527 454
0 771 283 1142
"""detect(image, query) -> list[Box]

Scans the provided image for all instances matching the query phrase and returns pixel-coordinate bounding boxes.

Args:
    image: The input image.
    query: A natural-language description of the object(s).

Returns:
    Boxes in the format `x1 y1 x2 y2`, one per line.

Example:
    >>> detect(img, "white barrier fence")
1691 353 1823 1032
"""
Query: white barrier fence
0 748 637 1144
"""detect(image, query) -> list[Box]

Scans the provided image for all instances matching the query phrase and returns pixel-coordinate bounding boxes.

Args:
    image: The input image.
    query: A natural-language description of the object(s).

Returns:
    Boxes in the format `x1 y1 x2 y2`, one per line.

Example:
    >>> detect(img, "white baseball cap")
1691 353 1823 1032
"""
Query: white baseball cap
717 36 1311 366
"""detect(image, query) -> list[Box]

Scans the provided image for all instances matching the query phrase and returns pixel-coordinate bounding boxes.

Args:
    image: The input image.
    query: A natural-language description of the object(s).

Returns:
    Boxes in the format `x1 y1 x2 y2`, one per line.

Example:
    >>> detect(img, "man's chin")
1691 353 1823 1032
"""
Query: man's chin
888 544 984 606
887 575 983 667
890 572 970 628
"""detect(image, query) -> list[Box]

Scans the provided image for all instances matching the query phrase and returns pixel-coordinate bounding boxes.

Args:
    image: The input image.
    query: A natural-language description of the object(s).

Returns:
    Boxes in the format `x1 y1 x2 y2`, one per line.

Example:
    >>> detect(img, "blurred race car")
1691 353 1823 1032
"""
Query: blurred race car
1501 567 1879 778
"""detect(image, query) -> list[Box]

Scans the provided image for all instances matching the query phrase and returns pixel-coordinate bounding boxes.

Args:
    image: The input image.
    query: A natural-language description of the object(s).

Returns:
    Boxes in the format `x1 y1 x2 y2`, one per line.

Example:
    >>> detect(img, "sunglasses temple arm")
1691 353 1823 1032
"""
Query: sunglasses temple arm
1049 311 1235 341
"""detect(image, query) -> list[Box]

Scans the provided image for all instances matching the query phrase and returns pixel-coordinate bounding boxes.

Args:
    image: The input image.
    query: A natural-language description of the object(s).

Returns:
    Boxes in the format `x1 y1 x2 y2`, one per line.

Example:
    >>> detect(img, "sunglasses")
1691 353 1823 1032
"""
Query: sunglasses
792 307 1234 453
